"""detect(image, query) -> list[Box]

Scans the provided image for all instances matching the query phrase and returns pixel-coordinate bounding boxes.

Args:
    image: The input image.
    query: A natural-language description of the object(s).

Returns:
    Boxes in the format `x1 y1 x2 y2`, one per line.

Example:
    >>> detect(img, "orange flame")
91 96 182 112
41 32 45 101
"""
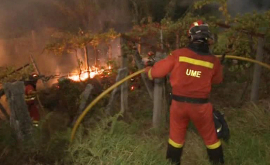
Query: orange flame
68 65 111 82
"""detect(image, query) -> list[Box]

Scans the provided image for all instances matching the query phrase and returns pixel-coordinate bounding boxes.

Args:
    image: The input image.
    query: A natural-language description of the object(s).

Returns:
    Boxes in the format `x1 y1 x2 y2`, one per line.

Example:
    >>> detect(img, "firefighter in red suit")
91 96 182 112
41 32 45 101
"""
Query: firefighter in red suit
145 20 224 164
25 73 40 126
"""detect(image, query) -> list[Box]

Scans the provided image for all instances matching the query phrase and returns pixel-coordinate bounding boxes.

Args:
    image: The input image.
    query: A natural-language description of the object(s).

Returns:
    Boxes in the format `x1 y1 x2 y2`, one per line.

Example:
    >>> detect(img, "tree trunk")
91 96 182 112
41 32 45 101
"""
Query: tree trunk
132 50 153 99
176 33 179 49
160 30 164 50
94 46 98 67
251 38 265 102
138 37 141 54
152 52 166 128
131 0 139 25
108 44 112 60
3 81 32 140
75 49 80 70
83 46 90 70
75 49 82 81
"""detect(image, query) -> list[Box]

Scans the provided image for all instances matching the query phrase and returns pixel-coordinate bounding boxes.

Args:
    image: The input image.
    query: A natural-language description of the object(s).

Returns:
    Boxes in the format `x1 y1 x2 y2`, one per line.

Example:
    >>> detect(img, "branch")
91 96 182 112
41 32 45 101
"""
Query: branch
121 33 163 52
216 22 265 38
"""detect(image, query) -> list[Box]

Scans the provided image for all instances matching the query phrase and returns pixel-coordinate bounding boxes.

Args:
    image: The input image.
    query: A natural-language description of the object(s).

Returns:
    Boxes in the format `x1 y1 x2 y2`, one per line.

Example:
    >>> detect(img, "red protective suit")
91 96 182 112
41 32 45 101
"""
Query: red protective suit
25 84 40 122
146 47 223 149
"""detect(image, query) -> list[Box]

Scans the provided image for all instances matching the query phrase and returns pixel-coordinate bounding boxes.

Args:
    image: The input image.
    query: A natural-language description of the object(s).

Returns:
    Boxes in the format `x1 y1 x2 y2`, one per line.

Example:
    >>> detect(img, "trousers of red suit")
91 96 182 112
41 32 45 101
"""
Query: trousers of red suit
28 103 40 122
25 84 40 122
169 100 220 149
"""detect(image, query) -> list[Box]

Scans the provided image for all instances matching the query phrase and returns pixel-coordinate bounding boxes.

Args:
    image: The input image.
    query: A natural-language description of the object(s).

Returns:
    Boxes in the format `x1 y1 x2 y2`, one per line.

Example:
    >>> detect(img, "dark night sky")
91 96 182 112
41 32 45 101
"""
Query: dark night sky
0 0 269 38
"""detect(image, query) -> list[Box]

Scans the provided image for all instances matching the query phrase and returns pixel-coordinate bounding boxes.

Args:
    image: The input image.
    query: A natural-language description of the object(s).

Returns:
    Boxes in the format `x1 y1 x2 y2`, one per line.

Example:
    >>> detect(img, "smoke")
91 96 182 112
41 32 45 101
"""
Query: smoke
0 0 40 38
170 0 270 17
0 0 132 77
228 0 270 15
89 0 132 32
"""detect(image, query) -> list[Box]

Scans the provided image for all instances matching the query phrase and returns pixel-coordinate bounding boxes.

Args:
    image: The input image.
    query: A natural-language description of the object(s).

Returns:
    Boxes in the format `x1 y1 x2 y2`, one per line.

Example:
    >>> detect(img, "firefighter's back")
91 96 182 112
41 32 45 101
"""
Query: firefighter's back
169 47 220 98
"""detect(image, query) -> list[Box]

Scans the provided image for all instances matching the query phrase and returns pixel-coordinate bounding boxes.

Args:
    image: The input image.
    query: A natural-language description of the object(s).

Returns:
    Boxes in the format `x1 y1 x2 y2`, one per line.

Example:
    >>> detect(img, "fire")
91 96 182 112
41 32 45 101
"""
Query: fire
68 65 111 82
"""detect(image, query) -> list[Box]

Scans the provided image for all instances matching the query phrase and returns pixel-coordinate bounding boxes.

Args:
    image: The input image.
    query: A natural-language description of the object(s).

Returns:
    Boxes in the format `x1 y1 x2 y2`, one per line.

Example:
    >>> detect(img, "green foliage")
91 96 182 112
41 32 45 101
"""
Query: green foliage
56 80 83 117
194 0 231 21
127 22 161 40
125 0 270 64
45 29 119 56
45 30 93 55
69 119 170 165
0 65 35 83
222 103 270 165
0 121 17 149
101 29 120 43
0 120 70 165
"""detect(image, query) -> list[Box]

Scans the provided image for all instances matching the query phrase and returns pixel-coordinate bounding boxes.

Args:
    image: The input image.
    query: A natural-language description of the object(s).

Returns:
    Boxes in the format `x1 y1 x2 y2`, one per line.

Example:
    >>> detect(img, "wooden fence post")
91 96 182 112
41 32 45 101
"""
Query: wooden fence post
152 52 166 128
251 38 265 102
105 68 127 115
71 84 94 126
120 37 128 114
3 81 32 140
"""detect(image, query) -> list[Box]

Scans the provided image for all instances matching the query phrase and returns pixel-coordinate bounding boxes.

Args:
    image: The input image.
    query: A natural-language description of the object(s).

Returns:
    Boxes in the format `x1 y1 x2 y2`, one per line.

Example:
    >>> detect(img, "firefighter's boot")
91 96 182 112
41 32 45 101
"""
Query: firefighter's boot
166 143 183 165
207 145 224 165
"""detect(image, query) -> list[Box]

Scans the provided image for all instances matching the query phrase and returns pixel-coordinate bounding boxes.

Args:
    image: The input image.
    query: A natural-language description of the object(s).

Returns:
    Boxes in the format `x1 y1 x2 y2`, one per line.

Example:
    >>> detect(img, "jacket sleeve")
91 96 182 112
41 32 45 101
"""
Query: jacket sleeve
212 58 223 84
145 53 176 80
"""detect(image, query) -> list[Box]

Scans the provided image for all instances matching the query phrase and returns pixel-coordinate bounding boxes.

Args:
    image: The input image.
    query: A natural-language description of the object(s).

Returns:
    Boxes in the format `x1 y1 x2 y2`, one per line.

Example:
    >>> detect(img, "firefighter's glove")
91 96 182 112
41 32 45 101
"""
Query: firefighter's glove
220 54 226 65
145 60 155 67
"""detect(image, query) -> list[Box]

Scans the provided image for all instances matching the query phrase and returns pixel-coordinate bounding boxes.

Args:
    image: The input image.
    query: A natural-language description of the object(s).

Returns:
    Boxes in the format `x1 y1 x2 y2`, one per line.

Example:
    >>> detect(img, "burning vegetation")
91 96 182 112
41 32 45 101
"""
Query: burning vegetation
68 65 113 82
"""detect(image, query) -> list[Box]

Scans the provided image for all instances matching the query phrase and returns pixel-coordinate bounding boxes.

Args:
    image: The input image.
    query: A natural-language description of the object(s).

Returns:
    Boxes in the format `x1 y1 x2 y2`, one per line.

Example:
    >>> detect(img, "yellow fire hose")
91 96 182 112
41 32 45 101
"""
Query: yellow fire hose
70 55 270 143
70 69 145 142
215 55 270 70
